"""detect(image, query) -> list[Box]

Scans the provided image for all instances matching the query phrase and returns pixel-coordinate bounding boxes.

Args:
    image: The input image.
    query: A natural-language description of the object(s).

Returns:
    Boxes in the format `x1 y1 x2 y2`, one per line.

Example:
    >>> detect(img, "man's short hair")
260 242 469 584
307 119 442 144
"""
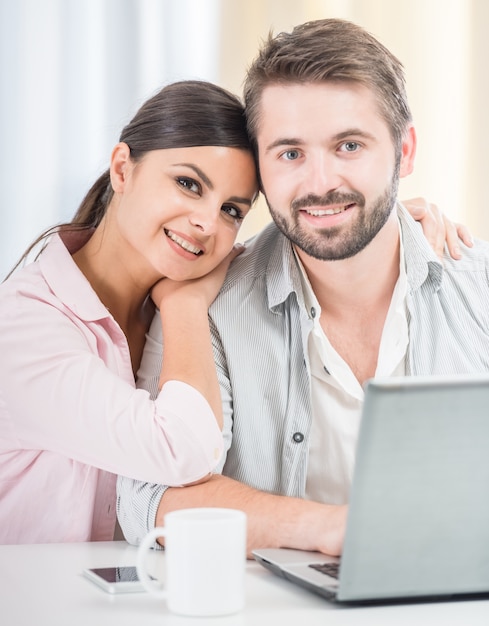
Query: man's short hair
244 18 412 155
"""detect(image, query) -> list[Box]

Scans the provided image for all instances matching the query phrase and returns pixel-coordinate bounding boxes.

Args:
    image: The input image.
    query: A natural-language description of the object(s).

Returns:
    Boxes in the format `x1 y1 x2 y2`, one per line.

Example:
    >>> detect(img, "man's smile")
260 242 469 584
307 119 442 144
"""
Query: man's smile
303 203 356 217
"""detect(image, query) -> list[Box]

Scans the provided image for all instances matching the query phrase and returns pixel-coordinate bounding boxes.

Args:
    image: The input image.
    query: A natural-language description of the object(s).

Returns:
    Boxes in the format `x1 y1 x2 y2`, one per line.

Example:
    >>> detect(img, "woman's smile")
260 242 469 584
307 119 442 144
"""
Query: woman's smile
164 228 205 256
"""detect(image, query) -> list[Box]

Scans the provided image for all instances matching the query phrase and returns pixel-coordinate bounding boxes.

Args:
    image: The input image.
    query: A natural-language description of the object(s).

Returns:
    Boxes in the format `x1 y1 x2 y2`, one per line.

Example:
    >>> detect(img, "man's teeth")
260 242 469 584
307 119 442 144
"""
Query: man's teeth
166 230 202 255
306 205 349 216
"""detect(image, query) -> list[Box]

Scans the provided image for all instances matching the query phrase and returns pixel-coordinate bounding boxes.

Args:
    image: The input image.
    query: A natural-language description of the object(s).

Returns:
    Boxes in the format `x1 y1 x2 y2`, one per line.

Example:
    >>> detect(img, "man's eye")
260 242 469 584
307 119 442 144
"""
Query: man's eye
342 142 360 152
282 149 300 161
222 205 244 221
177 177 200 193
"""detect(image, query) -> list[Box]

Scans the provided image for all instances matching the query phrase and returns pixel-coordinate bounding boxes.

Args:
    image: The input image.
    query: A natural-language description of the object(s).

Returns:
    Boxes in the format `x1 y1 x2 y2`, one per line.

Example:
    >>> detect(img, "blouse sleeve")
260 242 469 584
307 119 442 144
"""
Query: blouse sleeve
0 282 223 487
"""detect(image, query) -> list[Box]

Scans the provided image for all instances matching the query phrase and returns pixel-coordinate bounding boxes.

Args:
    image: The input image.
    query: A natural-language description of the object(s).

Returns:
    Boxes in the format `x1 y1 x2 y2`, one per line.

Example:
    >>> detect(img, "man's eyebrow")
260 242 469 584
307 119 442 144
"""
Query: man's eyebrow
265 138 303 153
265 129 377 153
332 128 377 142
174 163 213 189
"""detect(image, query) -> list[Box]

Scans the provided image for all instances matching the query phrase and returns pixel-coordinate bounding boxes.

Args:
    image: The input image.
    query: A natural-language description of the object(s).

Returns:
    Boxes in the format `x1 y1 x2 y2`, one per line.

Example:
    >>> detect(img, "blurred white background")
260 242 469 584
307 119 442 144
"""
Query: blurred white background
1 0 488 277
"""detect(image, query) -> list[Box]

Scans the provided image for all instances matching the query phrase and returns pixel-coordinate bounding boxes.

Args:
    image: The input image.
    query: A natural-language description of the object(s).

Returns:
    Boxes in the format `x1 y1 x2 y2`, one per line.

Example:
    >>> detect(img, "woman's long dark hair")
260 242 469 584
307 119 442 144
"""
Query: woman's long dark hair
6 80 253 279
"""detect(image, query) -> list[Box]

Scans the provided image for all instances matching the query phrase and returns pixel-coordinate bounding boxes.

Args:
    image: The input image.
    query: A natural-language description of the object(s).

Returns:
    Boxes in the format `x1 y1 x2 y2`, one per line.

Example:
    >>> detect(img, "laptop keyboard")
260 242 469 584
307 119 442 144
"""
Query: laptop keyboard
308 562 340 579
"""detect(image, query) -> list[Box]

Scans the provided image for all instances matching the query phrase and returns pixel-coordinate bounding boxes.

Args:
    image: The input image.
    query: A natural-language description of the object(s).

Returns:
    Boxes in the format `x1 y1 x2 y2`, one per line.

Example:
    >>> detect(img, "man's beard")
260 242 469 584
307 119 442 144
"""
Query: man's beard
267 165 400 261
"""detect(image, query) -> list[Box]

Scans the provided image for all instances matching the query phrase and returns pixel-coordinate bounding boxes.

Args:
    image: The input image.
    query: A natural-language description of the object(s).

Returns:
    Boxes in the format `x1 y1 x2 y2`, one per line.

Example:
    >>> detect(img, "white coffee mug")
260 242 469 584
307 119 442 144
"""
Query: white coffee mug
136 508 247 617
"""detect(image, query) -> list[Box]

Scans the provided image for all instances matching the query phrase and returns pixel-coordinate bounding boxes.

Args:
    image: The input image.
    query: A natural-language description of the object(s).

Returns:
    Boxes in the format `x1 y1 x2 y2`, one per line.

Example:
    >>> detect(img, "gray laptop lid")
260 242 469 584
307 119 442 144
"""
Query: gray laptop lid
339 375 489 601
254 375 489 603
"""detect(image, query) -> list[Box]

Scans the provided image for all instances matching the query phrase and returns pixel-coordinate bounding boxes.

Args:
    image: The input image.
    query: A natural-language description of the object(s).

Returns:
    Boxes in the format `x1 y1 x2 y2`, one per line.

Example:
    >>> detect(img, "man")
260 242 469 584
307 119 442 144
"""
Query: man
117 19 488 556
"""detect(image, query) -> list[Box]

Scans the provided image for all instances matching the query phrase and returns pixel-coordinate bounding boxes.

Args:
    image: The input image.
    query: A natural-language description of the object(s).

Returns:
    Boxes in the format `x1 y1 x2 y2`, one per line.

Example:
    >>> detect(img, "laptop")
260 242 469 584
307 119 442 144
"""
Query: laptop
253 375 489 604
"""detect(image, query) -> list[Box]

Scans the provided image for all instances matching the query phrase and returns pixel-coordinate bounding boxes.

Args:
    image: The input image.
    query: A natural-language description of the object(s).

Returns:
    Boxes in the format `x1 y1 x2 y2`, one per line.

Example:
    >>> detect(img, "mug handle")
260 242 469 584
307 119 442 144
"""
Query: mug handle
136 527 167 598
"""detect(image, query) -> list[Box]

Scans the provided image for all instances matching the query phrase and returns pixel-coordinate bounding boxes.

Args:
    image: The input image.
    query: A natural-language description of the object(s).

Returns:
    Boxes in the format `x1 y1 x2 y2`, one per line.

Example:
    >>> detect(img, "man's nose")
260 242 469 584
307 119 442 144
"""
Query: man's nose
305 153 343 195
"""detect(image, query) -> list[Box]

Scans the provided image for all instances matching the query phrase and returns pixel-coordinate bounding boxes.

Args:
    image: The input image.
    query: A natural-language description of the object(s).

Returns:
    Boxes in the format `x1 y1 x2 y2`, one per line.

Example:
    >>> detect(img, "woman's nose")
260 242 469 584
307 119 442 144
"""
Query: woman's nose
188 203 219 234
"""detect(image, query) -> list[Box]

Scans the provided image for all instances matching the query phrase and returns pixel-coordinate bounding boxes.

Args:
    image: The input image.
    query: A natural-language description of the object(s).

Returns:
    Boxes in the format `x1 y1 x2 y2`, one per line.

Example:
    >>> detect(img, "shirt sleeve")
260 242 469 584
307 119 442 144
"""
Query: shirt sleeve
116 475 166 546
116 312 234 543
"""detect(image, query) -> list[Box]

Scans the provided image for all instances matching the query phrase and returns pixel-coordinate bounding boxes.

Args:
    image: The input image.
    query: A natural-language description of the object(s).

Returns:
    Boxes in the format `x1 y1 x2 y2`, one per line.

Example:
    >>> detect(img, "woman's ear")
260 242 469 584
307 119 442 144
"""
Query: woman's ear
399 125 417 178
109 142 132 192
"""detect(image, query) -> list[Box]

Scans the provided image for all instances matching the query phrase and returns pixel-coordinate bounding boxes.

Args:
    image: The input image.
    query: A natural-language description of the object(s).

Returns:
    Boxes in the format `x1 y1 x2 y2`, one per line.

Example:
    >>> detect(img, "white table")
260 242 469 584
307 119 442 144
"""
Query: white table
1 540 488 626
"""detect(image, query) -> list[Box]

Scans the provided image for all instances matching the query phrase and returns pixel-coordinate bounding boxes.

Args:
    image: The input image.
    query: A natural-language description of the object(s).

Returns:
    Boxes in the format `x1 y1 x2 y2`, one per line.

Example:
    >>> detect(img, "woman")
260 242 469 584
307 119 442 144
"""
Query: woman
0 80 258 543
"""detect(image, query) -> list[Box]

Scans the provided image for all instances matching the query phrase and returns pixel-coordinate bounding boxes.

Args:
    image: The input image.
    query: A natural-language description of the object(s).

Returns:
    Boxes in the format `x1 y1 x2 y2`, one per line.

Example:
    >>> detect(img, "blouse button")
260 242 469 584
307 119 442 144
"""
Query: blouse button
292 432 304 443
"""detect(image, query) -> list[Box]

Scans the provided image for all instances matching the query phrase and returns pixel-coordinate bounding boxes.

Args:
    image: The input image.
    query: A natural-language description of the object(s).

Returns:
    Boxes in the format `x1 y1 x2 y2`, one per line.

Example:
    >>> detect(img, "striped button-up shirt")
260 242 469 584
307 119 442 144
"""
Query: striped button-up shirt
117 204 489 544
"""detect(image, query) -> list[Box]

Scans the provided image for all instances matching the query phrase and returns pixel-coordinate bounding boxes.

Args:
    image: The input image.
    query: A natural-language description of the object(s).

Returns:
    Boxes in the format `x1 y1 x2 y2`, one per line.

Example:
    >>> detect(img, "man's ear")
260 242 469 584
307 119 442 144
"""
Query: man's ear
399 125 417 178
110 142 132 192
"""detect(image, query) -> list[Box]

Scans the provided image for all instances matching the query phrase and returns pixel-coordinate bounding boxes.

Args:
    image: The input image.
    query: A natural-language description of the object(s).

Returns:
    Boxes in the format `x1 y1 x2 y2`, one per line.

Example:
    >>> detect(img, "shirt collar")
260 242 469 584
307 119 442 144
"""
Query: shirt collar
265 202 444 313
265 228 306 311
397 202 444 292
39 231 112 322
292 219 408 321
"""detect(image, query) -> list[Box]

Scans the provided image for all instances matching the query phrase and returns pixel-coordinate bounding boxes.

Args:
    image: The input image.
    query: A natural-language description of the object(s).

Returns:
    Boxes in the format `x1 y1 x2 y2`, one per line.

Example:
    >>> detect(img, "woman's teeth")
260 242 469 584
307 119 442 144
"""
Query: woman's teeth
165 229 203 255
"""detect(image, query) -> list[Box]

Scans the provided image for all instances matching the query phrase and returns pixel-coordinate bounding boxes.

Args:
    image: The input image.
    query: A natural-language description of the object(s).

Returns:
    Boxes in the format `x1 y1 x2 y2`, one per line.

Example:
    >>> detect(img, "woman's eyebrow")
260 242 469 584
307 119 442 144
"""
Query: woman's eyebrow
229 195 253 207
175 162 254 206
174 163 213 189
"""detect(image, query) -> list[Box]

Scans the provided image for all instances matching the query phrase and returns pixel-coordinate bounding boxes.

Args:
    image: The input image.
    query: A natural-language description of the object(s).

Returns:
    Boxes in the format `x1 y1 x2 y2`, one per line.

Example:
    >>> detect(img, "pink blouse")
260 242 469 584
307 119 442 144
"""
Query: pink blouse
0 232 223 544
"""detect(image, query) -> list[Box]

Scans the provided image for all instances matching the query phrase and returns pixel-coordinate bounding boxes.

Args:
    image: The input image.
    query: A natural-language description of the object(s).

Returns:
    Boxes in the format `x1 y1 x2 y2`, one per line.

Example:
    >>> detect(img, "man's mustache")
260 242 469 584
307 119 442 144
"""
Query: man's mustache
291 191 365 212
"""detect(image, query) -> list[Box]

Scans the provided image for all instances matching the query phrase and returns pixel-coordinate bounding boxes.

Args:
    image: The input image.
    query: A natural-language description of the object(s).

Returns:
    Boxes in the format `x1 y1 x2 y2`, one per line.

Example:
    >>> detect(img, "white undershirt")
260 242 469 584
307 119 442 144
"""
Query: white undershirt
295 222 409 504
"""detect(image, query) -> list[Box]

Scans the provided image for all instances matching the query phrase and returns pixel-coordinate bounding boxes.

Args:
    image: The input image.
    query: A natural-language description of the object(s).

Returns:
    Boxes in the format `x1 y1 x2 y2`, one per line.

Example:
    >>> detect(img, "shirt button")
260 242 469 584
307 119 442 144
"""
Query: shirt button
292 432 304 443
310 307 316 318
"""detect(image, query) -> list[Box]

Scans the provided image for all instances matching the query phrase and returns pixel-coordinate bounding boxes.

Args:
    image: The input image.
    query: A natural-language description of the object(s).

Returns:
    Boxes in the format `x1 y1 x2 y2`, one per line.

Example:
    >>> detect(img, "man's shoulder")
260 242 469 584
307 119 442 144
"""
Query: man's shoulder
443 237 489 273
466 236 489 255
399 205 489 283
220 221 285 292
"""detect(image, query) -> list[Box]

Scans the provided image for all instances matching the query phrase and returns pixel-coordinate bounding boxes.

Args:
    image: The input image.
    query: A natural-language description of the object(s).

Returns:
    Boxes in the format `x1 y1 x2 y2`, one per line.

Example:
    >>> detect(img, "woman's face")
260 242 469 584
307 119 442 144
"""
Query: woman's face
109 143 258 284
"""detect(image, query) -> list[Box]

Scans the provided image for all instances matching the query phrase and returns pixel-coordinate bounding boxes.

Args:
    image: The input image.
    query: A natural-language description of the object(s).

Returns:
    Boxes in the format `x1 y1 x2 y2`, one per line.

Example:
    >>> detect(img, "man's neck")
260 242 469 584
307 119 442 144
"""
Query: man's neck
295 210 401 315
295 211 401 385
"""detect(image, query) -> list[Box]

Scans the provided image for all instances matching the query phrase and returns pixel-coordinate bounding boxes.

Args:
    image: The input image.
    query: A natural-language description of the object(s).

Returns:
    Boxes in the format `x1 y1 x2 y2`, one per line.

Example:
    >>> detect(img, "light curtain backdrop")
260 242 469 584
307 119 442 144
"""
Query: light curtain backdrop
1 0 488 277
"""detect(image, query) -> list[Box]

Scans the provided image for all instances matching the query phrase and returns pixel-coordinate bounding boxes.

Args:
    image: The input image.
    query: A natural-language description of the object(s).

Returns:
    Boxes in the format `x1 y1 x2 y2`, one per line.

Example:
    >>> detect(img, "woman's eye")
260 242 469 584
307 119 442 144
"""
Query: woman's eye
221 205 244 221
177 177 201 194
281 149 300 161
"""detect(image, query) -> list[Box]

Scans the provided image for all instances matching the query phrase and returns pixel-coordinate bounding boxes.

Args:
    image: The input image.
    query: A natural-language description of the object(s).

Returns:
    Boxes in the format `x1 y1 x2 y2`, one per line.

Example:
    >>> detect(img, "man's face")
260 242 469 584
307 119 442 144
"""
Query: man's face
256 82 414 261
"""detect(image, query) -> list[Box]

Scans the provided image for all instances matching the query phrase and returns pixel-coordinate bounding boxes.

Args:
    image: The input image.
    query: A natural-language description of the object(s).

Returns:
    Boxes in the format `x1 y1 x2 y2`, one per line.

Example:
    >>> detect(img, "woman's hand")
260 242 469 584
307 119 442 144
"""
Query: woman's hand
402 197 473 260
153 244 245 426
151 244 244 311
